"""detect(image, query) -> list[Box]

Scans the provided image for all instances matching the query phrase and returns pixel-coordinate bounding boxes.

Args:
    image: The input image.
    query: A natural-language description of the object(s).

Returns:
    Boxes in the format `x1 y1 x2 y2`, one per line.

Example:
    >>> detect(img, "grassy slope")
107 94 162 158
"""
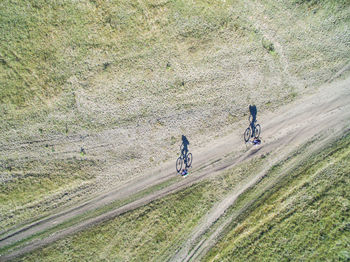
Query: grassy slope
15 133 350 261
1 0 349 243
0 157 99 231
204 134 350 261
260 0 350 84
0 0 234 107
0 0 93 106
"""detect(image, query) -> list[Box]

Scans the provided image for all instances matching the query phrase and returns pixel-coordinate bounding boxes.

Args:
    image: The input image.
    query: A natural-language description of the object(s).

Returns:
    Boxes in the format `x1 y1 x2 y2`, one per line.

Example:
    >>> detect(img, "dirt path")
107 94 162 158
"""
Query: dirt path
171 77 350 261
1 76 350 261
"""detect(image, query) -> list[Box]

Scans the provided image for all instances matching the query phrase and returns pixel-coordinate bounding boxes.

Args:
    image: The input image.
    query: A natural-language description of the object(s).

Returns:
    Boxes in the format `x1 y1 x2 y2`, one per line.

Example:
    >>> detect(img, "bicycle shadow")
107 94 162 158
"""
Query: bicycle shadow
244 105 261 143
176 135 192 173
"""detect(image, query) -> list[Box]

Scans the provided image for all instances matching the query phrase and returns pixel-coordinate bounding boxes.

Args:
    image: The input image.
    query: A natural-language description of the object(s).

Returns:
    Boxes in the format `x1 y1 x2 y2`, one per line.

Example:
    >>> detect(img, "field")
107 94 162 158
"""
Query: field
1 0 350 260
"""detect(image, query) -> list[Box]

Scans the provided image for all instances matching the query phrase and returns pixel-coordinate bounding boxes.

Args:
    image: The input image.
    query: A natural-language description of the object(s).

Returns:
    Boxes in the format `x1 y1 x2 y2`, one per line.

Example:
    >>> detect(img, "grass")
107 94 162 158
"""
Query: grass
0 157 99 231
0 0 233 108
203 133 350 261
0 1 92 106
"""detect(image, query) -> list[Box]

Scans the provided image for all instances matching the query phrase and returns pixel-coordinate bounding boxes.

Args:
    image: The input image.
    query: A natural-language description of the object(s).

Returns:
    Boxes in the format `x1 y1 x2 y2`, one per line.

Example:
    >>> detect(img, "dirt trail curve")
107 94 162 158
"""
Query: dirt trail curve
1 76 350 261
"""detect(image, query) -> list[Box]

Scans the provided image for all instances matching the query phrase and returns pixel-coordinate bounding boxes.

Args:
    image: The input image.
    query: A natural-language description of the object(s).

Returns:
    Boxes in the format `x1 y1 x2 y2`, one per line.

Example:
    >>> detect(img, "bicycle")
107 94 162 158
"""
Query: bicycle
176 145 193 173
244 115 261 143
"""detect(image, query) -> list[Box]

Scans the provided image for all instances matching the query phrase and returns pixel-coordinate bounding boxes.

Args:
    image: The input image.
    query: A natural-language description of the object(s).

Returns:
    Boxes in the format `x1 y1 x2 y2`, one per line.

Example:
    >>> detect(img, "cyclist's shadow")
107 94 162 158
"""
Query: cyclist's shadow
249 105 257 131
181 135 189 158
244 105 261 143
176 135 193 173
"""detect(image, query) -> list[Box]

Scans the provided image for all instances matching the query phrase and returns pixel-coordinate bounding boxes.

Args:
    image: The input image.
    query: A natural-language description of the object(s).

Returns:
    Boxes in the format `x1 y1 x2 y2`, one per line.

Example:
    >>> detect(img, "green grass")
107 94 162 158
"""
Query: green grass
0 1 91 106
0 157 98 231
203 133 350 261
0 0 233 108
0 158 96 203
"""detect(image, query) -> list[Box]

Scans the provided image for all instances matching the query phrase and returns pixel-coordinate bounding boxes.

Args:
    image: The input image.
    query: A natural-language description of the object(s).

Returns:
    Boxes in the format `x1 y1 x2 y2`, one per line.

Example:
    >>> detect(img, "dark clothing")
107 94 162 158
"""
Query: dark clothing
249 105 258 137
181 147 188 158
181 135 190 158
181 169 188 176
249 105 257 122
252 139 261 145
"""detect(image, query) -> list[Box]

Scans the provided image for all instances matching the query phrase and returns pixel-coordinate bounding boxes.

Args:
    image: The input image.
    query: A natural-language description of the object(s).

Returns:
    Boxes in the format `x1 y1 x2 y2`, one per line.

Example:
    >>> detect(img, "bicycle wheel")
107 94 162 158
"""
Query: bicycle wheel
244 127 251 143
176 157 183 173
186 153 193 168
254 124 261 138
